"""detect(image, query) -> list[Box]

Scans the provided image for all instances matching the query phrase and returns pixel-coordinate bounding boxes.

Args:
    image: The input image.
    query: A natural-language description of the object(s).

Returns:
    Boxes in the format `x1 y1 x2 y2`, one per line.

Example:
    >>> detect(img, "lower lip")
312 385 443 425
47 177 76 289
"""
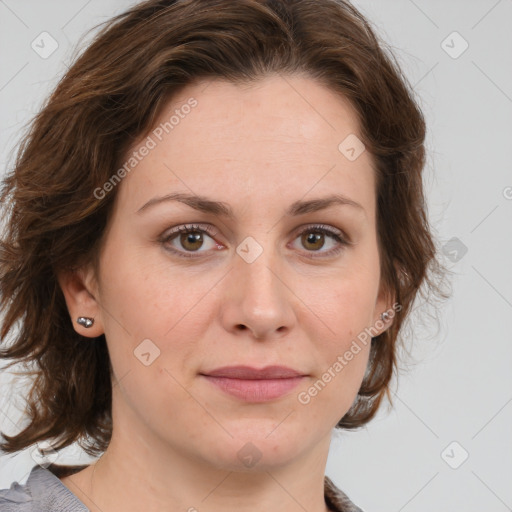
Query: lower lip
201 375 305 402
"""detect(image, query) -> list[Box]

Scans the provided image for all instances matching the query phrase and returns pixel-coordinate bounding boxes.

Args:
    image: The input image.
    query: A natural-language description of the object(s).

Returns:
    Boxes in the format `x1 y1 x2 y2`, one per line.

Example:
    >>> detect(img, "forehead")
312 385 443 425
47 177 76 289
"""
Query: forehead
116 74 375 216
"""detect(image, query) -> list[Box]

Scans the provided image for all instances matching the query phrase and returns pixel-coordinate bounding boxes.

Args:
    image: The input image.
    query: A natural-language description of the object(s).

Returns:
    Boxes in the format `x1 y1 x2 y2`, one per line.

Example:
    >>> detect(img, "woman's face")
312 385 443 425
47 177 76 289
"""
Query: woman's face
81 74 392 471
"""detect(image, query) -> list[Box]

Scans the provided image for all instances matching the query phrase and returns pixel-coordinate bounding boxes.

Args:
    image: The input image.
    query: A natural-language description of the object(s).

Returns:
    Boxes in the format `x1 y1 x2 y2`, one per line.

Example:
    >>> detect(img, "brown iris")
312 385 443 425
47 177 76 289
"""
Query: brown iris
301 231 325 251
180 231 204 251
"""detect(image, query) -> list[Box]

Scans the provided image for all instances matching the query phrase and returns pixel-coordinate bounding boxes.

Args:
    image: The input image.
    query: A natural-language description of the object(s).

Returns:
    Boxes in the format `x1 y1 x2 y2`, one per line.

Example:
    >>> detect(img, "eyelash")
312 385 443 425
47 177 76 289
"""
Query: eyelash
159 223 349 260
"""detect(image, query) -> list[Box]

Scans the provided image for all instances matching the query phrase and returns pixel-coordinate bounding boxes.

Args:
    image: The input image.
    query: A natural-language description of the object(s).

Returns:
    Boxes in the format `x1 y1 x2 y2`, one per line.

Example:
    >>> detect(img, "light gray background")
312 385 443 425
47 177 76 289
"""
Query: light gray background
1 1 511 511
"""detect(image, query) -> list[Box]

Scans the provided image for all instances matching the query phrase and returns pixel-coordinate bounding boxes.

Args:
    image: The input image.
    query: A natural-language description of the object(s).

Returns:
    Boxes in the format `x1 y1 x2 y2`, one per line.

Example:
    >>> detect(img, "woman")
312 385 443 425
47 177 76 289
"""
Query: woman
0 0 445 510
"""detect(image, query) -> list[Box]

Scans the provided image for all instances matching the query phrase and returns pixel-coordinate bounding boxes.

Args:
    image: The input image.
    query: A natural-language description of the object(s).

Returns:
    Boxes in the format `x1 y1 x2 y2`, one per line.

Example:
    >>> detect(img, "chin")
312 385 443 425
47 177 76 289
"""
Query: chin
197 428 310 472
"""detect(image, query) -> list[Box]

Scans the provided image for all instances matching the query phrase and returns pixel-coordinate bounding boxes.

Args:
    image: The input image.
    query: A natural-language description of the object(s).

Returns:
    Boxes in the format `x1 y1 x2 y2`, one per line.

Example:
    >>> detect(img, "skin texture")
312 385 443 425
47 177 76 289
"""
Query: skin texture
58 74 394 512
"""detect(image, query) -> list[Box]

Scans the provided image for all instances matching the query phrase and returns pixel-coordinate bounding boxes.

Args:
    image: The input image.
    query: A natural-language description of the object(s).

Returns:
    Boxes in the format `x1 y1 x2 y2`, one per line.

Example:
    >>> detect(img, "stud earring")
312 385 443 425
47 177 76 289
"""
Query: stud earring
76 316 94 328
380 311 390 322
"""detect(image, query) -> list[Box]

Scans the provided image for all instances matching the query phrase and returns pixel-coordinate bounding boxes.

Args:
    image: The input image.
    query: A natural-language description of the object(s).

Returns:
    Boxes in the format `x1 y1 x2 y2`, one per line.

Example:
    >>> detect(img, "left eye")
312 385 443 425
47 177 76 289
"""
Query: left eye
290 226 346 257
160 224 348 259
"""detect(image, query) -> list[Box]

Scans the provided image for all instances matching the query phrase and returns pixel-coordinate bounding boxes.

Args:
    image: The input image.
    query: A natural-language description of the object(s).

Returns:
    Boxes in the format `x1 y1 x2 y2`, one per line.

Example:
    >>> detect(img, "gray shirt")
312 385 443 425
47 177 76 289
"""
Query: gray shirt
0 464 363 511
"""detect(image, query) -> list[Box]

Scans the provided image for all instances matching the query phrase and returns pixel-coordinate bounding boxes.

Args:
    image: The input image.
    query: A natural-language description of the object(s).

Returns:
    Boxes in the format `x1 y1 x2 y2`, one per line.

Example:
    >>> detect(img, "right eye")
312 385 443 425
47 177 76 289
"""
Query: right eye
159 223 223 258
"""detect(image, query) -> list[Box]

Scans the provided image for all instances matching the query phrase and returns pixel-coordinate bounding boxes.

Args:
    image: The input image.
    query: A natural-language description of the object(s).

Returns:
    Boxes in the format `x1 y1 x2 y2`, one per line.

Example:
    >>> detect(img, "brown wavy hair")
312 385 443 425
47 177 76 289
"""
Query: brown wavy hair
0 0 447 457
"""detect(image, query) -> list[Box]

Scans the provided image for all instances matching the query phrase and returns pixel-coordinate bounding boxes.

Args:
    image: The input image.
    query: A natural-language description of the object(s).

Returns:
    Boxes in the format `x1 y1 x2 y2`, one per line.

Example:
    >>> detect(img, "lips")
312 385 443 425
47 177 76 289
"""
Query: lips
200 365 305 379
200 365 307 402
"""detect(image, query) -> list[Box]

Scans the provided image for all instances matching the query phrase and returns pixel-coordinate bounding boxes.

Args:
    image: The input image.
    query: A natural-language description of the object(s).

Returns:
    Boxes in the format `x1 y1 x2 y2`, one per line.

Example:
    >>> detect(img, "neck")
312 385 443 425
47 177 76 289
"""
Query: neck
62 432 332 512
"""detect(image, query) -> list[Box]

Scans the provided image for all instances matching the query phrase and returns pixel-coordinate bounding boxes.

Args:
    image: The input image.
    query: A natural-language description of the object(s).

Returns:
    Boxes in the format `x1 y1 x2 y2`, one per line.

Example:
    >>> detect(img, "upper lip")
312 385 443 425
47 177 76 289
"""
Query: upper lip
201 365 306 379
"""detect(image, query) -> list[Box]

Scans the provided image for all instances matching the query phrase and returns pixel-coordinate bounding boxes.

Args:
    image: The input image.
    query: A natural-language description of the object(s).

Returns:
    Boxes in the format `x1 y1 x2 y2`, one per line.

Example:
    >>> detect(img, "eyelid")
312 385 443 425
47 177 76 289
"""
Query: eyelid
290 223 352 244
160 223 350 242
159 222 351 259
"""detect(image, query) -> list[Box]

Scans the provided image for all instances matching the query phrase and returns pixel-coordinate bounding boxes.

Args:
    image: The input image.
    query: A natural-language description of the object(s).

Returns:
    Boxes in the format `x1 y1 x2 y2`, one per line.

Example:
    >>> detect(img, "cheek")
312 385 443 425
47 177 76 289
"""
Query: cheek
303 264 380 341
294 271 377 414
297 298 372 423
97 242 218 399
297 345 370 424
100 236 210 340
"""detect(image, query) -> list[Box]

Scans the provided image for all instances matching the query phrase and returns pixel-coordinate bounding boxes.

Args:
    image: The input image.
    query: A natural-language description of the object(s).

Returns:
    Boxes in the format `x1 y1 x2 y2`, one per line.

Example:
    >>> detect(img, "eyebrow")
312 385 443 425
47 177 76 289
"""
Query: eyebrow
136 192 365 218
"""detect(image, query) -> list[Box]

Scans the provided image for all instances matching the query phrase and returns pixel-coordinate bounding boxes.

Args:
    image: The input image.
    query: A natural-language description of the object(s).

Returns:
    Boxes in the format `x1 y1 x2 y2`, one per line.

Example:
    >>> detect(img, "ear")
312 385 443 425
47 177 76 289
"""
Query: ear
57 264 104 338
372 280 398 336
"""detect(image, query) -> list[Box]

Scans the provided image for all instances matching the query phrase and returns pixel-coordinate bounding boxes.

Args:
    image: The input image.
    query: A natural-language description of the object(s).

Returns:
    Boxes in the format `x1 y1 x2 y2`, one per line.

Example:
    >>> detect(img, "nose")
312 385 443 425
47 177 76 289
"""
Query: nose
220 238 296 340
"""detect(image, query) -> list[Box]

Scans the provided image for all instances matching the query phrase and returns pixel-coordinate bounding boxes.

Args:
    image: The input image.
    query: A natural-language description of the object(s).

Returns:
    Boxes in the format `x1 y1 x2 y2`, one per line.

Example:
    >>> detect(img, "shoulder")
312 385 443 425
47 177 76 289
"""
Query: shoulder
324 475 365 512
0 464 89 512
